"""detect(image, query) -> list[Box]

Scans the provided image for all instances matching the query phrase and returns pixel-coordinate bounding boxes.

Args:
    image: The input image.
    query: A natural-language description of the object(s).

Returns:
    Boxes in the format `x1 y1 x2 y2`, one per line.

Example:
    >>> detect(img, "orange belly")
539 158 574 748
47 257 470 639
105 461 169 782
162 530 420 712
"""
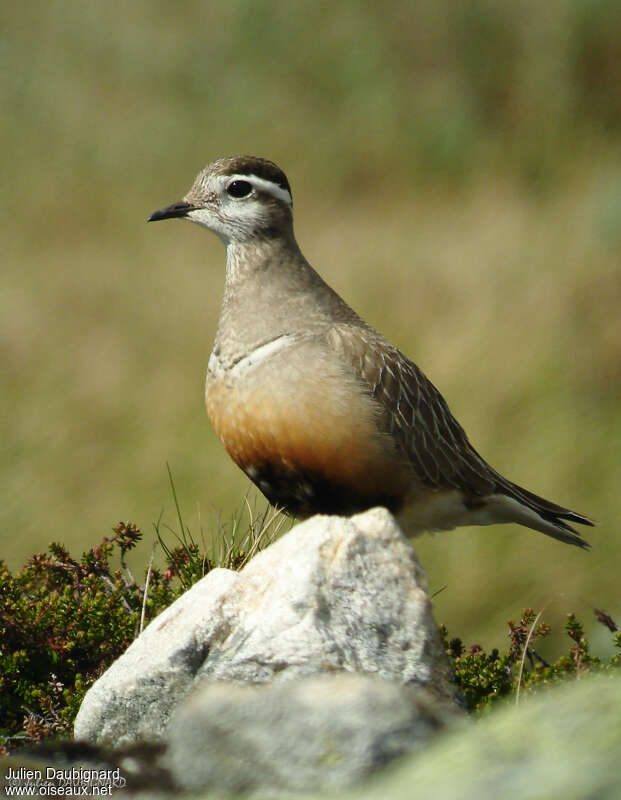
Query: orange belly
206 368 410 516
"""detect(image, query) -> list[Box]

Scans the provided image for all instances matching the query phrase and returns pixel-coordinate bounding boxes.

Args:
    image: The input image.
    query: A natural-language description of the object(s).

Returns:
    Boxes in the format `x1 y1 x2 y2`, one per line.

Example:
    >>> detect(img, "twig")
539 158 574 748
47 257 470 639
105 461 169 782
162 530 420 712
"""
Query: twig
515 608 543 707
139 543 156 636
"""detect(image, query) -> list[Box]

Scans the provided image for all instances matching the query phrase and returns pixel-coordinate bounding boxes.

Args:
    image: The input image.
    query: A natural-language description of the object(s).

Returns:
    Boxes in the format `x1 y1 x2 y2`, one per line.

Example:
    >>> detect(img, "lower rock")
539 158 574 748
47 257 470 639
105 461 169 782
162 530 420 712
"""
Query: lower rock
165 672 458 794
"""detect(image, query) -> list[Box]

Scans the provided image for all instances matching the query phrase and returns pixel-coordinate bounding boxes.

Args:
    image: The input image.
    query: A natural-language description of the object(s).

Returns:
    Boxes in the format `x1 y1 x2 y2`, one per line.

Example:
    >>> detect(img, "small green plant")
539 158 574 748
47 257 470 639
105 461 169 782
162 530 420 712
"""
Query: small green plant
1 523 171 753
444 608 620 712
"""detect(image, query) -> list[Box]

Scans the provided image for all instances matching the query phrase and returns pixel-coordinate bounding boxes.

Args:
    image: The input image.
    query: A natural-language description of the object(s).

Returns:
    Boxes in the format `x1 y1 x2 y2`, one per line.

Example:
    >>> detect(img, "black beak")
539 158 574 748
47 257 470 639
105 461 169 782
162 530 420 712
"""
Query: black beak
148 201 197 222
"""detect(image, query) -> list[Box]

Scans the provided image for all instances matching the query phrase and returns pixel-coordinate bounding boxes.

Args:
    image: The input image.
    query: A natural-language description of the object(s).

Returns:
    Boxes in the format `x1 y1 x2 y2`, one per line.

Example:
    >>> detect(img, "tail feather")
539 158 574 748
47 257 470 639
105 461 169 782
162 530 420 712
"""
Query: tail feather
497 482 593 549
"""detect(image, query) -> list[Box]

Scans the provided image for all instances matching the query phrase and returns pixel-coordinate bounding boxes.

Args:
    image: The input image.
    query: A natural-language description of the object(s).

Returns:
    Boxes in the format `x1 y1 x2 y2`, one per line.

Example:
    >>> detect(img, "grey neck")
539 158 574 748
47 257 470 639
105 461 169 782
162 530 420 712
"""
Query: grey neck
210 235 361 365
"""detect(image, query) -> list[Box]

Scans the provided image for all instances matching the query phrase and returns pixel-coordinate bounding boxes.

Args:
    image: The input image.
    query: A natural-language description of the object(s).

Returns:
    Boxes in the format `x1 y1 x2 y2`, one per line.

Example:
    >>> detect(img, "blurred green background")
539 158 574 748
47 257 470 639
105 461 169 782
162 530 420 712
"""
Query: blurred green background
2 0 619 650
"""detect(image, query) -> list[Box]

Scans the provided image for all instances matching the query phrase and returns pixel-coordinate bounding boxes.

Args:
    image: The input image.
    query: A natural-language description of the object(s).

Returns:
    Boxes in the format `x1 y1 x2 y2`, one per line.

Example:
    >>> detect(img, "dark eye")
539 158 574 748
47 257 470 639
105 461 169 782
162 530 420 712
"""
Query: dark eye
226 180 253 198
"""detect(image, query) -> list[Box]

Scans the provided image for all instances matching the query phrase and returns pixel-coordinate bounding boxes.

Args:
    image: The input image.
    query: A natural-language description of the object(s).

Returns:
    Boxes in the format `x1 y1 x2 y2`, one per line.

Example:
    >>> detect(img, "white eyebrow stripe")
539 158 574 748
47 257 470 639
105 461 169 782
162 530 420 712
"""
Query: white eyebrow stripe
229 173 292 207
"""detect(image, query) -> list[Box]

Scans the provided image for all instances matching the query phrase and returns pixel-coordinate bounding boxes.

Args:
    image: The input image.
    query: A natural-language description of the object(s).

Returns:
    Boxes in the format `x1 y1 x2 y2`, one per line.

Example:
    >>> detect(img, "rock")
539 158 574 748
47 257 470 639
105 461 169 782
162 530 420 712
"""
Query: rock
74 568 239 747
74 508 457 748
166 673 457 794
308 672 621 800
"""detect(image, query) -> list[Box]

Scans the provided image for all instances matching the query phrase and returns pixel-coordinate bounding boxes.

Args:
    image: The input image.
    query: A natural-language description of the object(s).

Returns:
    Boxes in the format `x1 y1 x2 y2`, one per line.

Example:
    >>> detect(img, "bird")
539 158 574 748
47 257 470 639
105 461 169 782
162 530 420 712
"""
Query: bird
148 155 593 549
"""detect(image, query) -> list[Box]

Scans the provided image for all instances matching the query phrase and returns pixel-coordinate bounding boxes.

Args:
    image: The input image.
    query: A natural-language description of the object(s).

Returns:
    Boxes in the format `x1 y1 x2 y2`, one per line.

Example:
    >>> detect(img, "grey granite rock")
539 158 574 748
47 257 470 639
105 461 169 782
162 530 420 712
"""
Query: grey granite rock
73 567 239 746
74 508 457 747
166 673 457 794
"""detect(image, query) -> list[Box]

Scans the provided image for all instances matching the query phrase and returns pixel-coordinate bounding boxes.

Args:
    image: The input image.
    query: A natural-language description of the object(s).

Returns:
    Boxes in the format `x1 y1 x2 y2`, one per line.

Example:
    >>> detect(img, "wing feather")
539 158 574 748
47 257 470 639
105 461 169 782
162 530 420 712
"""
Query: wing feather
331 324 496 496
329 323 592 547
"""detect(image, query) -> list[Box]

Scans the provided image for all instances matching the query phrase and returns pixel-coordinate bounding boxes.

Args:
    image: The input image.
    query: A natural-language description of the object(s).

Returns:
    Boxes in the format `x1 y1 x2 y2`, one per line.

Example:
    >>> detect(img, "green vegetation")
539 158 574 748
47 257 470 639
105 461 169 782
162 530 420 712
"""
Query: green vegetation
2 0 619 651
0 524 157 753
1 525 617 753
446 608 620 712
